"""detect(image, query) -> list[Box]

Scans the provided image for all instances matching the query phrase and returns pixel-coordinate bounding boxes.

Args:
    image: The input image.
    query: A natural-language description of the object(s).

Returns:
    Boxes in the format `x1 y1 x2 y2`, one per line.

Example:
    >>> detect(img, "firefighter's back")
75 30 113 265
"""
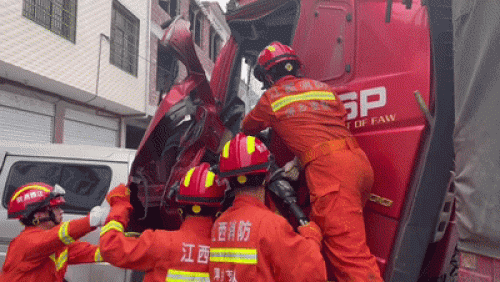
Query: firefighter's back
210 194 326 282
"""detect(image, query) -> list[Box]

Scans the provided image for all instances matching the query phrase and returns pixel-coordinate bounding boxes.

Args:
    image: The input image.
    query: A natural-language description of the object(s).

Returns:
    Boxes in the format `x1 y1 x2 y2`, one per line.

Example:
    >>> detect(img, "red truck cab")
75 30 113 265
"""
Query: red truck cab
128 0 457 281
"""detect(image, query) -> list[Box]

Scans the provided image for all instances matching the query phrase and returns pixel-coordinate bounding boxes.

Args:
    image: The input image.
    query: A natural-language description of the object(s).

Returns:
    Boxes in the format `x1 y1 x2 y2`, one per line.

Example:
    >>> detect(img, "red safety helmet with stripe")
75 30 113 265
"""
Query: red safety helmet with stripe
176 162 227 208
219 133 272 180
8 182 66 220
254 41 302 87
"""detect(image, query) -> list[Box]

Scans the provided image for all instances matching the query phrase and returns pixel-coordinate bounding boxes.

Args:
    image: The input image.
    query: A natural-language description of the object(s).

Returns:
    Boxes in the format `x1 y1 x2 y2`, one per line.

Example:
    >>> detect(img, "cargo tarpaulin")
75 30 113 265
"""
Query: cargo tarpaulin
453 0 500 259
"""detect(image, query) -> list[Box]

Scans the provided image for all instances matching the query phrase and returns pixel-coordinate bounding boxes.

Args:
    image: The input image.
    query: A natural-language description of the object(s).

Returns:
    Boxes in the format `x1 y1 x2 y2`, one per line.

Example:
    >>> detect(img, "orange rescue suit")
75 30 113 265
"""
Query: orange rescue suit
241 76 383 282
100 212 213 282
0 217 101 282
209 195 327 282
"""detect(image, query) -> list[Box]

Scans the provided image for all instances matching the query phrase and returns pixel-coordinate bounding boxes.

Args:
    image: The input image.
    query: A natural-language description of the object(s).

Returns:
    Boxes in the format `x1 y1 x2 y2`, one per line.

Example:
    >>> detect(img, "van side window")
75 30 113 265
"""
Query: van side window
2 161 112 214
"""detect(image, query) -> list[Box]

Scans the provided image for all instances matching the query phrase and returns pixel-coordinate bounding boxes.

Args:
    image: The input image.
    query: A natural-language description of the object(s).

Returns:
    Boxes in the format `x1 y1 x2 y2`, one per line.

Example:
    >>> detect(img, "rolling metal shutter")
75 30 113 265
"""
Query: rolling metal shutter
64 109 119 147
0 90 54 143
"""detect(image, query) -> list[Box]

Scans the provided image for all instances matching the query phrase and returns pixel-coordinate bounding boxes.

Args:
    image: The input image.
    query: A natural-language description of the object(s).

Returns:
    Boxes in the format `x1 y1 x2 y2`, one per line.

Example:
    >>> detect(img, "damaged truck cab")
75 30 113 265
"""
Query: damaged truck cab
128 1 456 281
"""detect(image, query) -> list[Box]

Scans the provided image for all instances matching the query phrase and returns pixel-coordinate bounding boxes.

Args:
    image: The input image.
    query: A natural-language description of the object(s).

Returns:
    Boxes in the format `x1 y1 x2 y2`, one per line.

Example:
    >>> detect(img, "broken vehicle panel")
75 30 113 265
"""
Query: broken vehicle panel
128 1 456 281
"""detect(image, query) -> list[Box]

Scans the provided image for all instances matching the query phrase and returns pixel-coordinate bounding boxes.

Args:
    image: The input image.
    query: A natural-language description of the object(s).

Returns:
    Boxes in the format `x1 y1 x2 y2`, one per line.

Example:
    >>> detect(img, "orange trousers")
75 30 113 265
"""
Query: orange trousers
306 147 383 282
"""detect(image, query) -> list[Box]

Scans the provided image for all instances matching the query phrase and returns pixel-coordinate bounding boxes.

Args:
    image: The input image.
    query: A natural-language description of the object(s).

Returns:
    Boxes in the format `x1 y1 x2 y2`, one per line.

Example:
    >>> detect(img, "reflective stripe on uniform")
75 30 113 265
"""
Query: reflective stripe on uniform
271 91 336 112
166 269 210 282
95 248 104 262
58 222 75 245
209 248 257 264
100 220 124 236
49 248 68 271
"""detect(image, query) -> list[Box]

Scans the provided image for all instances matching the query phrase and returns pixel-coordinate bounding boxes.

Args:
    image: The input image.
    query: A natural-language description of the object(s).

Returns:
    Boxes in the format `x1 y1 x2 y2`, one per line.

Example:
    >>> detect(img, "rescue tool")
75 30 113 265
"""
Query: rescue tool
267 167 309 226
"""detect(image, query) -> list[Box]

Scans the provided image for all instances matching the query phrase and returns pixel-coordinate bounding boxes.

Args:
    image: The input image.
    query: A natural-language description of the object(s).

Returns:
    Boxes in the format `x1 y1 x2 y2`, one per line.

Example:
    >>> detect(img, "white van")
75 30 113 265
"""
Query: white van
0 141 144 282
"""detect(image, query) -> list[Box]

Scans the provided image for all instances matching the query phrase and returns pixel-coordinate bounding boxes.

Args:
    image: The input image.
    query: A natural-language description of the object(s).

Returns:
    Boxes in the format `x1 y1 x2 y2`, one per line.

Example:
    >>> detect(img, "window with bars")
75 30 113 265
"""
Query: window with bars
22 0 77 43
156 41 178 97
210 27 222 62
189 1 202 47
194 13 202 46
110 1 140 76
159 0 178 17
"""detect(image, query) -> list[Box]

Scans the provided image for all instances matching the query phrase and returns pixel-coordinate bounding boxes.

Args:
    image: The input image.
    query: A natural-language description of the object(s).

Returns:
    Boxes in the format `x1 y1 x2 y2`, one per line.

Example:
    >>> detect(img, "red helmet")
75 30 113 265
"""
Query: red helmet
254 41 302 85
8 182 66 220
219 133 272 179
176 163 227 208
257 41 301 72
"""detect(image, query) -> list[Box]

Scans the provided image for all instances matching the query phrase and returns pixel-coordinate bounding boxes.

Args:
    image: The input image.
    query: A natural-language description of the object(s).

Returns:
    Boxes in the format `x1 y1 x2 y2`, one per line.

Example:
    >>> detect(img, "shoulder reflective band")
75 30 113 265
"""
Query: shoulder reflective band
210 248 257 265
100 220 124 236
271 91 336 112
124 231 142 237
166 269 210 282
58 222 75 245
95 248 104 262
49 248 68 271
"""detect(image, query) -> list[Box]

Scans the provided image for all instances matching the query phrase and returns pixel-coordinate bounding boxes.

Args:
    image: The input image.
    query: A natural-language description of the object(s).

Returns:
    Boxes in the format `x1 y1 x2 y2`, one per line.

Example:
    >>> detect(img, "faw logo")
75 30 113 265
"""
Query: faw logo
339 86 387 121
339 86 395 129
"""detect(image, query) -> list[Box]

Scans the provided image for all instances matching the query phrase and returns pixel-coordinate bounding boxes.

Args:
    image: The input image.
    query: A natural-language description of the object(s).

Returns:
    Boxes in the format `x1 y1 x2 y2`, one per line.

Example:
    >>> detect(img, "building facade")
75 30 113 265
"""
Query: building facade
0 0 229 148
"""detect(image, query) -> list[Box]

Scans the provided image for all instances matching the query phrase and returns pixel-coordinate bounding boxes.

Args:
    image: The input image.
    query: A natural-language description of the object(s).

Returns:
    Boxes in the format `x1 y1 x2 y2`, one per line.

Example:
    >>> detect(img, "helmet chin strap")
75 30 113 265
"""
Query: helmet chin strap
264 74 274 89
49 210 60 225
33 210 60 226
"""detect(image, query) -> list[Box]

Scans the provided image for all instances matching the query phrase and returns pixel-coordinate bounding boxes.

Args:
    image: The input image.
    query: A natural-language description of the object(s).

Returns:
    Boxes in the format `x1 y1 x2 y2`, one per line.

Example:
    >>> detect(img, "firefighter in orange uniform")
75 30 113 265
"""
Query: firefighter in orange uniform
99 162 228 282
209 133 327 282
0 182 109 282
241 42 383 282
